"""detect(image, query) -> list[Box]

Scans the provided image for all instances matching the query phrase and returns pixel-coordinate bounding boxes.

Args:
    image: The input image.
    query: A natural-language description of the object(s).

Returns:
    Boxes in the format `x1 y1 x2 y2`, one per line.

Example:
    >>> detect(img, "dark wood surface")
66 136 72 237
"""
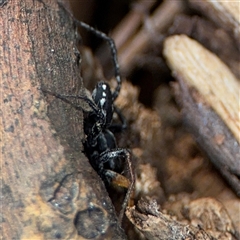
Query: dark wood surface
1 1 126 239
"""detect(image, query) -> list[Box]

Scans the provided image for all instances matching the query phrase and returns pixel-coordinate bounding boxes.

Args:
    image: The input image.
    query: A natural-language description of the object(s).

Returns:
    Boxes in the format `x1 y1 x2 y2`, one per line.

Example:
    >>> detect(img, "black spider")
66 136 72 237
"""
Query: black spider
43 18 134 223
82 81 134 221
73 20 135 223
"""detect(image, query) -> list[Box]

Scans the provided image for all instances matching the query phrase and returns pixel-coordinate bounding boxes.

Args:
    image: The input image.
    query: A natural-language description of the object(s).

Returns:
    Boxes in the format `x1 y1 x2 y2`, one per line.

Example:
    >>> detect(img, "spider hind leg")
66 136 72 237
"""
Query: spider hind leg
98 149 135 223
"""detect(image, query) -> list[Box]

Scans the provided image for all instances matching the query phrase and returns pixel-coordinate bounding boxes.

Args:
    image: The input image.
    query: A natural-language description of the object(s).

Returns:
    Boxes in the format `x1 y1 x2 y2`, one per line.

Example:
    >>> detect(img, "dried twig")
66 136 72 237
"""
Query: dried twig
113 0 186 74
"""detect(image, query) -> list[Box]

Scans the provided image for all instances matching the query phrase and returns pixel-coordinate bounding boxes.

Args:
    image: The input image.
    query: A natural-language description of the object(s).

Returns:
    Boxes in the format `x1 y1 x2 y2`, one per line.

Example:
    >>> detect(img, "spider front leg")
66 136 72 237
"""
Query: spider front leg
98 149 135 224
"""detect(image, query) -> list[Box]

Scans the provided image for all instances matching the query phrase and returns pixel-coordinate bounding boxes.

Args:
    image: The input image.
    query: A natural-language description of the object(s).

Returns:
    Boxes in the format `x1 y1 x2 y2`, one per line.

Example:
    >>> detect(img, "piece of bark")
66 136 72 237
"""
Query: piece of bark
1 0 126 239
126 198 214 240
163 35 240 196
189 0 240 49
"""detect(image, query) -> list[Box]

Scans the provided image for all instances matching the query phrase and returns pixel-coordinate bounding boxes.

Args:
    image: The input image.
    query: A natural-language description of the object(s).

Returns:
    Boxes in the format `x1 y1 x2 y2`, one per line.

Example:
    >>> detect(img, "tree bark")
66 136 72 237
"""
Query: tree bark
1 0 126 239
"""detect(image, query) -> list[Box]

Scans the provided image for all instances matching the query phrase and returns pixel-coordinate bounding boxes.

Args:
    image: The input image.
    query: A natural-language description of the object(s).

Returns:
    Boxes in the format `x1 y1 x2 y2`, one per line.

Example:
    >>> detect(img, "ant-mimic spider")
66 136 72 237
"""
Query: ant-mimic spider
42 13 135 224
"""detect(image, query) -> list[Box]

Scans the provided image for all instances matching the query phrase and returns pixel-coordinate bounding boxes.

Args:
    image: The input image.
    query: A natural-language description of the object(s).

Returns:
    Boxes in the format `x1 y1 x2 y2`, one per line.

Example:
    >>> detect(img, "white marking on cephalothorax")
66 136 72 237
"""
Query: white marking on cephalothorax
102 92 106 97
100 98 106 107
102 84 107 90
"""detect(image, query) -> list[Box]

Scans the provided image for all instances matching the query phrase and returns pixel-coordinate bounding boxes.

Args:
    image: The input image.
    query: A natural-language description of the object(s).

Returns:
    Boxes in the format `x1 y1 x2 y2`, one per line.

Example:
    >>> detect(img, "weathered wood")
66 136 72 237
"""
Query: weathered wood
126 197 238 239
1 0 126 239
126 198 216 240
163 35 240 196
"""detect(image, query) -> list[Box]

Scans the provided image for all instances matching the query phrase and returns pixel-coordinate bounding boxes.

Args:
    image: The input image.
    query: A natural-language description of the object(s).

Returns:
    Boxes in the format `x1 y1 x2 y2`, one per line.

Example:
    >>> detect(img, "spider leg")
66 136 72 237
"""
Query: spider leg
109 105 127 133
74 21 121 102
58 3 122 102
42 90 101 115
104 169 134 206
42 89 105 125
41 89 84 108
98 149 135 224
42 89 106 146
105 169 130 188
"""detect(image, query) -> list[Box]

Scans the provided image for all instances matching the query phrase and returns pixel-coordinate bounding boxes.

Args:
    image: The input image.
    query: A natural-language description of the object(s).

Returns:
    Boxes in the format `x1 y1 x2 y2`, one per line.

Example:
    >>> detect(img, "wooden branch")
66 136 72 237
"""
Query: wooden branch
163 35 240 196
111 0 157 50
111 0 186 74
1 0 126 239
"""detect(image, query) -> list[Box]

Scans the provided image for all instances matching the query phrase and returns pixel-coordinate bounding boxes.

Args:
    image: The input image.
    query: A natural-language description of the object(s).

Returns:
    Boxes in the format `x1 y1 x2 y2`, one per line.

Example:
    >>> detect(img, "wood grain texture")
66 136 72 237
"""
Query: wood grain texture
1 0 126 239
164 35 240 143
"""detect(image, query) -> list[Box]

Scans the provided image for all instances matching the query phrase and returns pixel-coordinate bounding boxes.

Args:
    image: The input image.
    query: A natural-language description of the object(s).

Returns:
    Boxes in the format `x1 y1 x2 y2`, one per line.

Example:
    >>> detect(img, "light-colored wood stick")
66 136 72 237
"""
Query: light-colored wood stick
164 35 240 143
163 34 240 196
